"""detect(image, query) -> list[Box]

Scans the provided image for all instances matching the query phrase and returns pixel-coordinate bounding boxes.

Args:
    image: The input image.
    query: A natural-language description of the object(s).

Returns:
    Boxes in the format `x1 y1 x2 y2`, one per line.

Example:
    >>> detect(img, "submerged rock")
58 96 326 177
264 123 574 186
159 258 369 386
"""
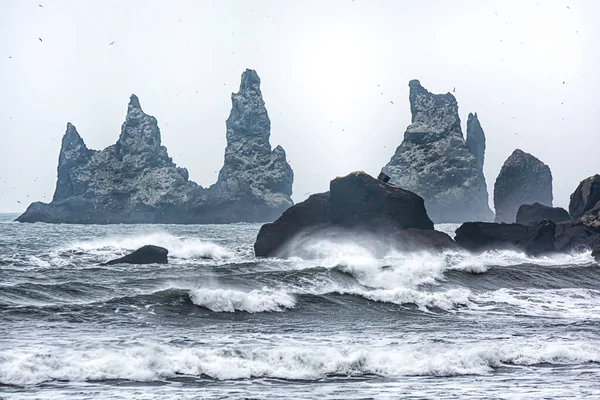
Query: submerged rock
569 174 600 219
103 245 168 265
17 69 293 224
254 171 453 258
516 203 571 225
493 149 553 223
382 80 493 223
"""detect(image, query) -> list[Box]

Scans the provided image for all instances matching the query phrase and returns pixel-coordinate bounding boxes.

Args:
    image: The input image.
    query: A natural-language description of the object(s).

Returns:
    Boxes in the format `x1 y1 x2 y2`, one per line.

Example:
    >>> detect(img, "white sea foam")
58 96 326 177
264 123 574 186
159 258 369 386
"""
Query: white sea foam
189 287 296 313
469 287 600 319
66 232 232 260
2 340 598 385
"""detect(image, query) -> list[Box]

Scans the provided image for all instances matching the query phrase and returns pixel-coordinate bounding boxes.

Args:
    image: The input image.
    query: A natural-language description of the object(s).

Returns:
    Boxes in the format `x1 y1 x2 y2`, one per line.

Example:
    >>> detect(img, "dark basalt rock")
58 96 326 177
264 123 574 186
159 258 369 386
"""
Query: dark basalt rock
254 192 330 258
569 175 600 219
254 171 452 258
103 245 168 265
17 69 293 224
329 171 433 230
454 220 556 256
494 149 553 223
592 246 600 263
382 80 493 223
516 203 571 225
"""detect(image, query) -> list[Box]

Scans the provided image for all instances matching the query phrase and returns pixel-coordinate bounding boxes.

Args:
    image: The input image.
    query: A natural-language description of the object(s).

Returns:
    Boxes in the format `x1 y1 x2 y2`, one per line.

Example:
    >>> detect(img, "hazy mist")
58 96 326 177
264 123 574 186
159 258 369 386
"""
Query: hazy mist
1 0 598 213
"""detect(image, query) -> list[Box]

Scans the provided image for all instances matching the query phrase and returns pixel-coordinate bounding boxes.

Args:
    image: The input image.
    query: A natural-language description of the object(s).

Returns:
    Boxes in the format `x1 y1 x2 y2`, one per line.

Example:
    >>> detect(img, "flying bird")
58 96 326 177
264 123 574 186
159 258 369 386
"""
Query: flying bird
39 4 43 7
38 37 43 42
453 87 456 92
109 41 115 46
390 101 394 104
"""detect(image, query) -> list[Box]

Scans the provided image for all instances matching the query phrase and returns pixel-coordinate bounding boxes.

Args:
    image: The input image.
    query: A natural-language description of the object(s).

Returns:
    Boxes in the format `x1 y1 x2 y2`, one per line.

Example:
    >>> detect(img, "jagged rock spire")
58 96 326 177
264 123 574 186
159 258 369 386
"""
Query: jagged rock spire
225 69 271 146
466 112 486 171
405 79 461 140
53 123 93 201
382 80 493 223
117 94 164 165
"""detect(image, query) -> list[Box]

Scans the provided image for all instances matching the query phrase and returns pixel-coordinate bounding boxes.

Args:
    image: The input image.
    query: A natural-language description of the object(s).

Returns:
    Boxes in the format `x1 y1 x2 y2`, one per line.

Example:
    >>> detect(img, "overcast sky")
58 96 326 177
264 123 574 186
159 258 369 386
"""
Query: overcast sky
0 0 598 213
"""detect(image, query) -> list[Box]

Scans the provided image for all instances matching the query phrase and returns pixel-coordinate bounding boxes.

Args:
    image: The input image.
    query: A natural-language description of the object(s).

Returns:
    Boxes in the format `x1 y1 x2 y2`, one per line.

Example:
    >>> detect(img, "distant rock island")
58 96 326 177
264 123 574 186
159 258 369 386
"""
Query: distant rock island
381 80 494 223
493 149 552 223
17 69 294 224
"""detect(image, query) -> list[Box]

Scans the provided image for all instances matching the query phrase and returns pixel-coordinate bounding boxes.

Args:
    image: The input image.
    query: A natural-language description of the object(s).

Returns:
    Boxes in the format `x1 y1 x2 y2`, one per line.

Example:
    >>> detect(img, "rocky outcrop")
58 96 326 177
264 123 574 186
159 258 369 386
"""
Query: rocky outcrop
466 112 485 171
17 69 293 224
516 203 571 225
569 175 600 219
102 245 168 265
382 80 493 223
592 246 600 263
456 211 600 255
254 171 455 258
455 220 556 256
254 192 330 258
493 149 553 223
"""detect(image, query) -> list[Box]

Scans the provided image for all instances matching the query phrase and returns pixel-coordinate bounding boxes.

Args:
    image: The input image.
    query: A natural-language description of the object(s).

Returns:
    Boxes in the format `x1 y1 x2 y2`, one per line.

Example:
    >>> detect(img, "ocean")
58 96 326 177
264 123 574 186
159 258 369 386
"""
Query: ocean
1 213 600 399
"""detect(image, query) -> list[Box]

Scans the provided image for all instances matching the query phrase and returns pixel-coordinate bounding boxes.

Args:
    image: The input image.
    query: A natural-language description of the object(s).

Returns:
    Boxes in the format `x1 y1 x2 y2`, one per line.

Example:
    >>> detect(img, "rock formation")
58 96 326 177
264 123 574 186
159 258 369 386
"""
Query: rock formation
17 69 293 224
569 175 600 219
466 113 485 171
455 220 556 256
493 149 553 223
382 80 493 223
516 203 571 225
202 69 294 222
254 171 456 258
103 245 169 265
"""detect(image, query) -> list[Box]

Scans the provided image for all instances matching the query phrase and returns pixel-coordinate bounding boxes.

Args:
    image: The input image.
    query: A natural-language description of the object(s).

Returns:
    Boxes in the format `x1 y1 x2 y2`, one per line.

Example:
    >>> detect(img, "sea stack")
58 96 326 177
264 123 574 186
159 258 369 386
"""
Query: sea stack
17 69 293 224
381 80 493 223
466 113 485 171
204 69 294 222
493 149 552 223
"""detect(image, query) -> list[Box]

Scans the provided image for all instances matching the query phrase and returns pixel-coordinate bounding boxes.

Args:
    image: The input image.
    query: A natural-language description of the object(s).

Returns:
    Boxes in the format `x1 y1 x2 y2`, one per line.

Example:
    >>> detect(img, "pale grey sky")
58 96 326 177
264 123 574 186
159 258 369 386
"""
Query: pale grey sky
0 0 598 213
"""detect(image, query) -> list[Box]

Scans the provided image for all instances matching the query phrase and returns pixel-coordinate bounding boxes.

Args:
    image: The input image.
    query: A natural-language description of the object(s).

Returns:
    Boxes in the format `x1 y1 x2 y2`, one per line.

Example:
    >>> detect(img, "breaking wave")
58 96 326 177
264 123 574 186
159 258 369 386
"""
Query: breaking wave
2 341 598 385
189 287 296 313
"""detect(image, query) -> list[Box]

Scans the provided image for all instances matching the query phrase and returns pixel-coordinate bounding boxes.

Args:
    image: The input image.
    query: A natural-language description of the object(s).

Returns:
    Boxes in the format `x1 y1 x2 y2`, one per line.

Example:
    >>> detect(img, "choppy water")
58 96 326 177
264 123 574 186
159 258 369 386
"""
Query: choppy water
1 213 600 399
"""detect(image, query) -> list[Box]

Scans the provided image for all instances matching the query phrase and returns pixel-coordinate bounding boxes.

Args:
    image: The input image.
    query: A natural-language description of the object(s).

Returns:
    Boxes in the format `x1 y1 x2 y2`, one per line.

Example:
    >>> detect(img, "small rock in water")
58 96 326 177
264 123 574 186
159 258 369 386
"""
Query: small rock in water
103 245 168 265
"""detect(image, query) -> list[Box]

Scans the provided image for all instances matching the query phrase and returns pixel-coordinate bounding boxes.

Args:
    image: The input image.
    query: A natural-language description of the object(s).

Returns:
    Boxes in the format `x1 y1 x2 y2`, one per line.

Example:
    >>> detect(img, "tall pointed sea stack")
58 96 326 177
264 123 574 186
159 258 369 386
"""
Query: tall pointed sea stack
466 112 485 171
17 69 294 224
381 80 493 223
493 149 553 223
205 69 294 222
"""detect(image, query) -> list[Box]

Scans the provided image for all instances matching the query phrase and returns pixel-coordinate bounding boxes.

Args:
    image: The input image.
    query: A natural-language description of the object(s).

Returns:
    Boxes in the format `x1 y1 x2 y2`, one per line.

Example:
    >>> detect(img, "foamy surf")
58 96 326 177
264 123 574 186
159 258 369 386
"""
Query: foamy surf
189 287 296 313
66 232 232 260
2 340 599 385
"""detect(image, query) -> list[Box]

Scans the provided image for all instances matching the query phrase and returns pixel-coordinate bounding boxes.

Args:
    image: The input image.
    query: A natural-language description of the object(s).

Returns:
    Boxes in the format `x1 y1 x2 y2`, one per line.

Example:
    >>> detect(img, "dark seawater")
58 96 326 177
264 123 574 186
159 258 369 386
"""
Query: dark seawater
1 213 600 399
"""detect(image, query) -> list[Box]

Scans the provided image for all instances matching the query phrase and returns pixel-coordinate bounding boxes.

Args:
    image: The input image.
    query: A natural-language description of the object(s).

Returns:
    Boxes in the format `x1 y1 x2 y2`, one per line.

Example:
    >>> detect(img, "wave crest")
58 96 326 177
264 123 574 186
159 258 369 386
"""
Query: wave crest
189 287 296 313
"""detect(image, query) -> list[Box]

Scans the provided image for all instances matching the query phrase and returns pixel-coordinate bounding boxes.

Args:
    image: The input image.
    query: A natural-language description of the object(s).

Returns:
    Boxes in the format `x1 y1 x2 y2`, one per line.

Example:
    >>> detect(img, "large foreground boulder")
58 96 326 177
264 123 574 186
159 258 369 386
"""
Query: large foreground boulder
381 80 493 223
454 220 556 256
17 69 293 224
569 175 600 219
103 245 168 265
516 203 571 225
494 149 553 223
254 171 453 257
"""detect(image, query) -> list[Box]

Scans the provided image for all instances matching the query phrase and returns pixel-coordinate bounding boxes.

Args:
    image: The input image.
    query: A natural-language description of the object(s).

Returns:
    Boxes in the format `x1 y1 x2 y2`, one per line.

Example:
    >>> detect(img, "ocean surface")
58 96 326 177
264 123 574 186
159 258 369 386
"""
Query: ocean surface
1 213 600 399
